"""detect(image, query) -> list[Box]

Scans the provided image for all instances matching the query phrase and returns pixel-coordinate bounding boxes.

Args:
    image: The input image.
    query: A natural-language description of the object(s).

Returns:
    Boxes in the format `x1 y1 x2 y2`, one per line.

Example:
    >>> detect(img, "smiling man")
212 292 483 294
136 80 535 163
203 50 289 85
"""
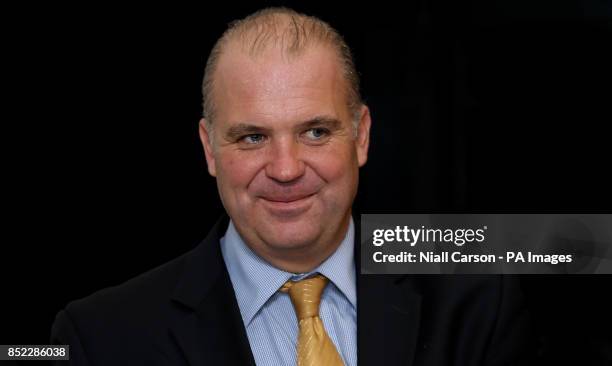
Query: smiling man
51 7 536 366
199 17 369 274
195 10 368 365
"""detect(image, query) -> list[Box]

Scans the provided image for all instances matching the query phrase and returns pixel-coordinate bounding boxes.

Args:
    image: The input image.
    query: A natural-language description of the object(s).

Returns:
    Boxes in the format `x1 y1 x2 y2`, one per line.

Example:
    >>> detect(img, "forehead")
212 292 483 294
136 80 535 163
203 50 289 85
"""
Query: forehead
212 42 350 125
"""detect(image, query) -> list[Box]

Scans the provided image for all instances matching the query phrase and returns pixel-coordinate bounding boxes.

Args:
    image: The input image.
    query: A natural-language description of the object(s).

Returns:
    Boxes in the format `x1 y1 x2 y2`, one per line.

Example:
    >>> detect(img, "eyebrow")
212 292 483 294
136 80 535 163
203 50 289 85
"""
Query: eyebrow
224 116 343 140
225 124 272 141
296 116 343 131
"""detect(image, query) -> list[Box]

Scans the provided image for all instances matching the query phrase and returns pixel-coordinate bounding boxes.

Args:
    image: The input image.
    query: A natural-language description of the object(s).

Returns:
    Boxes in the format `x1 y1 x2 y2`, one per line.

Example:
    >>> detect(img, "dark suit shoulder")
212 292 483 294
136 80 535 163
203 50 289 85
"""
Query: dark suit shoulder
413 275 535 366
65 249 192 320
51 248 199 365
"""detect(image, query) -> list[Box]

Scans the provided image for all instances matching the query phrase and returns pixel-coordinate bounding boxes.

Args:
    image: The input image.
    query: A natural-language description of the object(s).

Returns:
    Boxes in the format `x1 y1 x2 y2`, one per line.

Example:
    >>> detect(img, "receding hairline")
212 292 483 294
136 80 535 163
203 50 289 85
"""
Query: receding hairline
222 8 340 58
202 7 363 127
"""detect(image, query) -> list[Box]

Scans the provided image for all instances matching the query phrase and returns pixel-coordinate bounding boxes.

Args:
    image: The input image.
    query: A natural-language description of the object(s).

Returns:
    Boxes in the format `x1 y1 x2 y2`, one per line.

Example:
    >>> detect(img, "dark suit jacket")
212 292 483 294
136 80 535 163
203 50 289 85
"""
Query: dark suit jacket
51 214 536 365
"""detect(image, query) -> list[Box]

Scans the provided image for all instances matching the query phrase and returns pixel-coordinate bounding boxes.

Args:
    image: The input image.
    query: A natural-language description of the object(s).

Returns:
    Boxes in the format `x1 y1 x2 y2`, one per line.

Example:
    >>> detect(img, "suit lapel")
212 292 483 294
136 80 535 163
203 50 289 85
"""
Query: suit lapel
169 214 256 366
355 215 422 366
165 212 423 366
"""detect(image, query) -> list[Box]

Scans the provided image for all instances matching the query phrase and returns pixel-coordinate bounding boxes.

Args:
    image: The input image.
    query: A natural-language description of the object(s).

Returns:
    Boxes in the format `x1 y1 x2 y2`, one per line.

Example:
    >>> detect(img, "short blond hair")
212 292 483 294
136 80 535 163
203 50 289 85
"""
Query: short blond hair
202 7 362 128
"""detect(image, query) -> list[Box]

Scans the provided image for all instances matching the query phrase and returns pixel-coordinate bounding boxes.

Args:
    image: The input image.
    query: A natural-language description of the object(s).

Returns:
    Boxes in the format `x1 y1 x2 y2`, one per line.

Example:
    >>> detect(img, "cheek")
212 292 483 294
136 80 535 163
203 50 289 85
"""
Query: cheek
216 153 262 190
308 145 358 187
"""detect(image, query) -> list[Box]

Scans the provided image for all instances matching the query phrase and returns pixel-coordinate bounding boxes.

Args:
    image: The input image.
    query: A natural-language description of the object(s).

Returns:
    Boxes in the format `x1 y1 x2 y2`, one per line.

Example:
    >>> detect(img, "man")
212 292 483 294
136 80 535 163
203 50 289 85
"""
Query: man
51 7 536 366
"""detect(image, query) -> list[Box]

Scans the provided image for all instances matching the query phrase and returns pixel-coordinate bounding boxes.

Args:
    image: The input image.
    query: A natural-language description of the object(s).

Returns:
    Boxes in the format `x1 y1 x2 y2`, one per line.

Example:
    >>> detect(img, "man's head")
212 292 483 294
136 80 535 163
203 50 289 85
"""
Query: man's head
199 7 371 272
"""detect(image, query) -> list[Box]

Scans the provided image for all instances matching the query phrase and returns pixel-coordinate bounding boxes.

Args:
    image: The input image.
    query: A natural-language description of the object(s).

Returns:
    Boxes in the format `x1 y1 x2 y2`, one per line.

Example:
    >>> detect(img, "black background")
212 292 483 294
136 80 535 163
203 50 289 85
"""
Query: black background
3 1 611 364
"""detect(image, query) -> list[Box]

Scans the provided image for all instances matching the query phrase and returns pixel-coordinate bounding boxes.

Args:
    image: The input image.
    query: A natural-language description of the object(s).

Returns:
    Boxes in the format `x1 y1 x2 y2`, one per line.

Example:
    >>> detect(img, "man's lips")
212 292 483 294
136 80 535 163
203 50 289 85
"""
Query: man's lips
259 192 316 203
257 190 319 217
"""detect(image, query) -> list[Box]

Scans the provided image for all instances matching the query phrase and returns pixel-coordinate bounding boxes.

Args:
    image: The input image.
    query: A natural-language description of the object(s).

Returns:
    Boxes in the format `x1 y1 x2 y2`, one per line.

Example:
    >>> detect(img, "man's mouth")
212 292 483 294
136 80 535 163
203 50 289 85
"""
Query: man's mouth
260 192 316 203
258 192 317 217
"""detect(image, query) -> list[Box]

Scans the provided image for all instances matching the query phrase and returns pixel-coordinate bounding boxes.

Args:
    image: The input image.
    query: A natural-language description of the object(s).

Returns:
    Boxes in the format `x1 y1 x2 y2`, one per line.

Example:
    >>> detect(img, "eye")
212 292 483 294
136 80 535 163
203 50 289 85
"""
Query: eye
240 134 266 144
304 127 330 140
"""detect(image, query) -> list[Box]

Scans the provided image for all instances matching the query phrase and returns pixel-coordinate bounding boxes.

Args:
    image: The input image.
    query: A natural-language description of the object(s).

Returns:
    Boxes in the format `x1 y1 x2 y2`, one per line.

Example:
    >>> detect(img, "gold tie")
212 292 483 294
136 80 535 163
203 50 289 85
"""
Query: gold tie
280 274 344 366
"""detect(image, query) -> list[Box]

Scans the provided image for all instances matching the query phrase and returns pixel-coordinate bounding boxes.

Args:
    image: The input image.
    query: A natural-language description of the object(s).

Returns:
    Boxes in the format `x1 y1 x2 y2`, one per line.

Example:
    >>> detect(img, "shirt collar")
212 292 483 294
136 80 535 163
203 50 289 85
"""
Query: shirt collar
220 217 356 326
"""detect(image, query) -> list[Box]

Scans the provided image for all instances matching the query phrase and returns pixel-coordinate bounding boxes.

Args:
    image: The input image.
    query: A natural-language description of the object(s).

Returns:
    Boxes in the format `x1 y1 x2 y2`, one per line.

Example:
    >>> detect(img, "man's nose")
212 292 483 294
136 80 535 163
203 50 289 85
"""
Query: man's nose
265 137 305 183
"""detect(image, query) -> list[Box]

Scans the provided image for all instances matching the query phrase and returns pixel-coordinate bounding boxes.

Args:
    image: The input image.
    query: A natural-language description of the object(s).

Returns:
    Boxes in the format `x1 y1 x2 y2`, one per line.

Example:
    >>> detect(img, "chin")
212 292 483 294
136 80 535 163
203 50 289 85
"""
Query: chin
260 220 322 250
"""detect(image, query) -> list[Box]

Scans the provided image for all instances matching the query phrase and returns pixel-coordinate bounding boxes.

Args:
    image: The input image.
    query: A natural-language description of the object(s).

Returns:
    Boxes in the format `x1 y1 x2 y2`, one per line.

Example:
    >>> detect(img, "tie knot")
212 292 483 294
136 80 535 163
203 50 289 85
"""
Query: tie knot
281 274 328 320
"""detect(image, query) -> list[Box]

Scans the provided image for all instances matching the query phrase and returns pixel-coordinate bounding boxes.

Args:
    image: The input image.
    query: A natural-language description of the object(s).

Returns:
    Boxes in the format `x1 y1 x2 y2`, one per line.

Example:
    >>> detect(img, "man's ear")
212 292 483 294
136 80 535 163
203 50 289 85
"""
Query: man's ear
198 118 216 177
355 105 371 167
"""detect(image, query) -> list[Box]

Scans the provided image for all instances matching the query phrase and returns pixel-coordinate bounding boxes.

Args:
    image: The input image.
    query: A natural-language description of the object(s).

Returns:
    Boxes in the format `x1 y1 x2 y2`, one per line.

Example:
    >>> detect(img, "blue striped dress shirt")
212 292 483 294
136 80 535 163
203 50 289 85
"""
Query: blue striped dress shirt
220 218 357 366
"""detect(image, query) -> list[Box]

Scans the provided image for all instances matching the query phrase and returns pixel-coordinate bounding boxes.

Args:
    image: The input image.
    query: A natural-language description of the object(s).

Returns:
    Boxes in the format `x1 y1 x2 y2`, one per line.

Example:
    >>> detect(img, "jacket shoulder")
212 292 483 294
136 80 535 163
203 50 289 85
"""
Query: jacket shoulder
71 250 190 313
54 248 196 347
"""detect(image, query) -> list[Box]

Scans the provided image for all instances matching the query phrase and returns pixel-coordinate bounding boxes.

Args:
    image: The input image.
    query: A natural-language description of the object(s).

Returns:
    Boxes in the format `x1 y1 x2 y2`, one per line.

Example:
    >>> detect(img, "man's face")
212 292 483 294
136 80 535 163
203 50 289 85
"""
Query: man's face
199 43 370 269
